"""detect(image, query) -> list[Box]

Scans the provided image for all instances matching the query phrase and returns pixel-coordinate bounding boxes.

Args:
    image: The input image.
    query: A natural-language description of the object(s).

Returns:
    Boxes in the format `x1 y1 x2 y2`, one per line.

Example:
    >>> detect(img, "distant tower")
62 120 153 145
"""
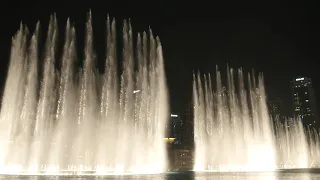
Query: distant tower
267 98 283 121
291 77 318 128
181 101 194 147
170 113 183 144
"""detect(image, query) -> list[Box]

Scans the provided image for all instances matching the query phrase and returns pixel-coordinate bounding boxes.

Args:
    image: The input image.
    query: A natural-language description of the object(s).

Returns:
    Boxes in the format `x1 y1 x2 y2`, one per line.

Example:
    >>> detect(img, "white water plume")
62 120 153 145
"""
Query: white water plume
193 67 316 172
0 12 168 175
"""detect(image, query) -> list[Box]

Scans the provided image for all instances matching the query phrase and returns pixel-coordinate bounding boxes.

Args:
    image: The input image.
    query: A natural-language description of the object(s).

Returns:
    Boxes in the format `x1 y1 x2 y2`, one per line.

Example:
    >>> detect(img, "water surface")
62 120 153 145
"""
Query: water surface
1 171 320 180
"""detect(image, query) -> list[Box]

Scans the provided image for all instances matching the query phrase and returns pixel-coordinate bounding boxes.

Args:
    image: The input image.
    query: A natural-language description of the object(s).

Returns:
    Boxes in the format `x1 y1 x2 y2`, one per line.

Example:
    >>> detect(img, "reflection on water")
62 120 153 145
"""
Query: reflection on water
0 171 319 180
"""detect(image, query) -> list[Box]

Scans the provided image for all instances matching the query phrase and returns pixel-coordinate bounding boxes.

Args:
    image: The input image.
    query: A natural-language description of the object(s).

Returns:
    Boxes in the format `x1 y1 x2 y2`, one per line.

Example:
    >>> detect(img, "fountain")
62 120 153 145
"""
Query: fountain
274 117 309 168
0 12 168 175
193 66 316 172
306 126 320 168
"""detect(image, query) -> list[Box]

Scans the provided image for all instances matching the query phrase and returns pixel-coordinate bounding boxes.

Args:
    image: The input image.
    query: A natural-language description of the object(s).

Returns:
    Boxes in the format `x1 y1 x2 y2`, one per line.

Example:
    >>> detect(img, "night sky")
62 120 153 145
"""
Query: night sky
0 1 319 116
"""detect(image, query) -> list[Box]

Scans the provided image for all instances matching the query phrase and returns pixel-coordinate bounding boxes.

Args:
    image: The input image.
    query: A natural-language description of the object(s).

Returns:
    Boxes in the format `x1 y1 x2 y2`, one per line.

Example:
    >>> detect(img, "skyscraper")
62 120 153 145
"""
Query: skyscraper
291 77 318 128
181 101 194 147
170 114 183 144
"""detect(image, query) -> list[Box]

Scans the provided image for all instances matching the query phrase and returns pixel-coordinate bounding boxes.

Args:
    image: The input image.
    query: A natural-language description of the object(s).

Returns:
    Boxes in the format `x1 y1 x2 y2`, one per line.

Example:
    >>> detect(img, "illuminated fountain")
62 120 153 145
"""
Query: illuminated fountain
306 127 320 167
274 118 309 169
0 12 168 175
193 67 313 172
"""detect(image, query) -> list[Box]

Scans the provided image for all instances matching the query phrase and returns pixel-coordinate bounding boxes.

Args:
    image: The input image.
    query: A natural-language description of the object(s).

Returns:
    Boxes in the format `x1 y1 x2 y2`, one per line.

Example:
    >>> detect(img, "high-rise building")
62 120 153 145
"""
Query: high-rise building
267 98 283 121
169 114 183 144
291 77 318 128
181 101 194 147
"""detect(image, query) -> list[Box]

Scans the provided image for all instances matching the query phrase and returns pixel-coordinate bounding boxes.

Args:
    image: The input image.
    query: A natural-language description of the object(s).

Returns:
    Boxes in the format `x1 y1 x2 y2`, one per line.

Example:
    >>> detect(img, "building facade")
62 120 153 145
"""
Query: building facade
291 77 318 128
181 101 194 147
168 114 183 144
167 148 194 171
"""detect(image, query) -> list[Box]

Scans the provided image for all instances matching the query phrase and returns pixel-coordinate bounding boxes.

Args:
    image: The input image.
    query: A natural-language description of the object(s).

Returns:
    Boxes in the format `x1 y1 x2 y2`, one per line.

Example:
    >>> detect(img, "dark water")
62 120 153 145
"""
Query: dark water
1 171 320 180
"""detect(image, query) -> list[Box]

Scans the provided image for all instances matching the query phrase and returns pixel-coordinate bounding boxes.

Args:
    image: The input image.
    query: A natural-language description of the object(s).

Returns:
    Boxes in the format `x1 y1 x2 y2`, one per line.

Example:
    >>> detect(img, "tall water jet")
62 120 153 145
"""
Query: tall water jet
193 67 319 171
307 128 320 167
0 24 29 173
274 117 309 168
193 67 277 172
0 12 168 175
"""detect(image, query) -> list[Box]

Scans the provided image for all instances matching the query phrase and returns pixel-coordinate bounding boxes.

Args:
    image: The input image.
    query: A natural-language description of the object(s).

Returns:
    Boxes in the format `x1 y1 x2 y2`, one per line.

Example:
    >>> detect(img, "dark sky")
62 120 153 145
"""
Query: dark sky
0 1 319 115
